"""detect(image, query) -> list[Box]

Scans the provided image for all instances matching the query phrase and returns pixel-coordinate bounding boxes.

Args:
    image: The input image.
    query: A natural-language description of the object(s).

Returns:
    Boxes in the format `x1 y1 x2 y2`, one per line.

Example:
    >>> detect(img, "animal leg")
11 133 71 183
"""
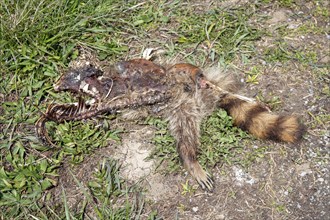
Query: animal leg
168 99 214 190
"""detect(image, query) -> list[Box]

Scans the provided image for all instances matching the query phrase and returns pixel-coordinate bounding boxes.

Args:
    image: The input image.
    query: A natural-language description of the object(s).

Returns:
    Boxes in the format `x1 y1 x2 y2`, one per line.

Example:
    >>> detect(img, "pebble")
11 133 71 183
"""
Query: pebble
192 207 198 212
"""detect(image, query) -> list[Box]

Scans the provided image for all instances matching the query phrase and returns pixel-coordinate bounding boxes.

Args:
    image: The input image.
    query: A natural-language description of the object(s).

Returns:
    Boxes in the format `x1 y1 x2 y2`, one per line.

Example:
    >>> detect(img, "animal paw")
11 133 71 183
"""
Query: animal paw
185 161 214 191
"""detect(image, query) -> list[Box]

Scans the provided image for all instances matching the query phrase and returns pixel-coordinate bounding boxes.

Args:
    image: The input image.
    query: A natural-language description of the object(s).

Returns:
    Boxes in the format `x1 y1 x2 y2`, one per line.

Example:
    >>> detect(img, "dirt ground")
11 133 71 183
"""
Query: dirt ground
48 1 329 220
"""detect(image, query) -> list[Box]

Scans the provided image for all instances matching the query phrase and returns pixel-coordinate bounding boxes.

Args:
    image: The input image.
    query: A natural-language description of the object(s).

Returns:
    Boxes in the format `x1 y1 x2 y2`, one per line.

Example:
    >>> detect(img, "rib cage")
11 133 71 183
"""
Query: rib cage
36 58 175 146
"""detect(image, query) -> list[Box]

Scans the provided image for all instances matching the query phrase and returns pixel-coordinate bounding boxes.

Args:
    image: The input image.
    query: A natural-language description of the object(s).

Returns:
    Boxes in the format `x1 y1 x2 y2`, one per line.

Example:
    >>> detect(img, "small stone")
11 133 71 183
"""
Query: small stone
192 207 198 212
216 214 225 220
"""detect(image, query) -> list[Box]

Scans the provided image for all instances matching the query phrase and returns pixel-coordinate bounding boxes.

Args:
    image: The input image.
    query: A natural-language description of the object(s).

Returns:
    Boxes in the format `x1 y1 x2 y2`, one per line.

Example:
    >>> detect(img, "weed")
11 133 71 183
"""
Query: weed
86 158 142 219
177 203 186 213
174 7 261 63
39 158 156 219
256 92 283 111
264 42 292 63
51 121 121 163
239 145 270 168
181 180 198 196
246 66 261 84
294 22 326 35
146 117 178 173
274 202 287 213
199 110 249 167
313 4 329 17
278 0 295 7
307 112 330 130
264 41 319 66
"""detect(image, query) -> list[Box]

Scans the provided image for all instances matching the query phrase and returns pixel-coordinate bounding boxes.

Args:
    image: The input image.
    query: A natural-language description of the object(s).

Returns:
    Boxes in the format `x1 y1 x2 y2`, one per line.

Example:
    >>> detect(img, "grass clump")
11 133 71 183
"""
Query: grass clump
38 158 156 219
145 117 178 172
199 110 249 167
86 158 146 219
172 6 262 63
264 41 319 65
51 120 121 163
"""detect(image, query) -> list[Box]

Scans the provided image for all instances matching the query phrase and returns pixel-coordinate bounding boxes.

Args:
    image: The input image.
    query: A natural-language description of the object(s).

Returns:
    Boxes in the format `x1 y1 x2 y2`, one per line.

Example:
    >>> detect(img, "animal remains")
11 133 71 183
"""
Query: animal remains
36 58 305 191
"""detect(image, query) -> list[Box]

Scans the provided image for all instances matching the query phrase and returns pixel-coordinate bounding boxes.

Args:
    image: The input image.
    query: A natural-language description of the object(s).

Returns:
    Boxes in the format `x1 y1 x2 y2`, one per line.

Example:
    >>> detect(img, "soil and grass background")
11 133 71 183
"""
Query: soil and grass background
0 0 329 219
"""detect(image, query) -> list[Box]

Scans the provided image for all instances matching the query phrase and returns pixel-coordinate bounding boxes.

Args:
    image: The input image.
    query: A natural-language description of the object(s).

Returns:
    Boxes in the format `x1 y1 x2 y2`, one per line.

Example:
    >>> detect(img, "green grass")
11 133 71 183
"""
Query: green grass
263 41 319 65
1 0 329 218
36 158 150 219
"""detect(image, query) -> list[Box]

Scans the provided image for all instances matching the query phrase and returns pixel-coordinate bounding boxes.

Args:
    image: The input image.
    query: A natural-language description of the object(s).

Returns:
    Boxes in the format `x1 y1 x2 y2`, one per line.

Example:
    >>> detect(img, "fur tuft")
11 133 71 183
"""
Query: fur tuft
204 66 242 93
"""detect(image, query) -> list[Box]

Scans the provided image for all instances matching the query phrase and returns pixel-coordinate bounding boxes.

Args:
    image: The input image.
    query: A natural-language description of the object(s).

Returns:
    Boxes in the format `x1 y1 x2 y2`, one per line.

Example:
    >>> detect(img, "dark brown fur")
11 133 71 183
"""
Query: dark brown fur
36 59 305 191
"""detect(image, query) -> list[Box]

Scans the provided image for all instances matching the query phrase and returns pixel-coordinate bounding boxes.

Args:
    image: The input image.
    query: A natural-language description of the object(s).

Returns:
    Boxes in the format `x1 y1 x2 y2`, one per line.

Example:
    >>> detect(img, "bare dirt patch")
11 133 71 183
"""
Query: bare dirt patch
112 125 179 202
